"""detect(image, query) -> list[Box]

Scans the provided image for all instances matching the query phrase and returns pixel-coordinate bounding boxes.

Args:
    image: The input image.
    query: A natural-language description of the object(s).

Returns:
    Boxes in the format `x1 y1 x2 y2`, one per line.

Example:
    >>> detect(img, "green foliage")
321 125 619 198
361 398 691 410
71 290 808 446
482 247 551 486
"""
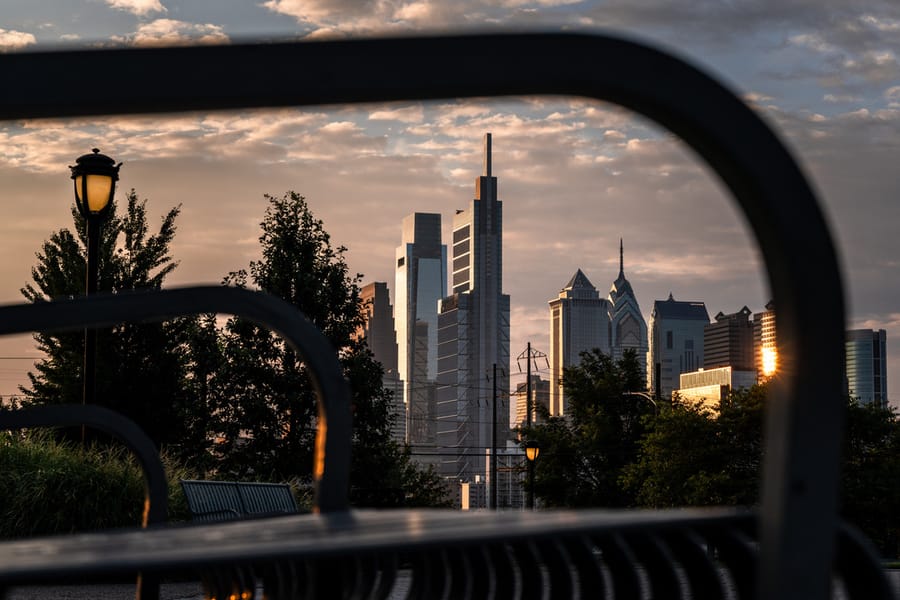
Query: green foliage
622 386 764 507
841 400 900 557
519 348 651 507
0 432 195 539
20 191 208 456
208 191 447 506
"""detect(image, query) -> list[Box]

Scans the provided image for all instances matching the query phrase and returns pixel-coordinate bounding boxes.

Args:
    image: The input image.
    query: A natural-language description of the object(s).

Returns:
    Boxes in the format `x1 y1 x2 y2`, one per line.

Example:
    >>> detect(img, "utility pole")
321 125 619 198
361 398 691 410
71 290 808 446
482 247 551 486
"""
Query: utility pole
516 343 549 427
517 343 548 509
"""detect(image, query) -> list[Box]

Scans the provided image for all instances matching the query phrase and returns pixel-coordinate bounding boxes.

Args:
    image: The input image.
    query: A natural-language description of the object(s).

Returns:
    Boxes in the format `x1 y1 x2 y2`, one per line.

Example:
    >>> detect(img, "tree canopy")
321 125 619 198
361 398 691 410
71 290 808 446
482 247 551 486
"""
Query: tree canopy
20 190 203 452
525 348 900 557
208 191 447 506
519 348 652 507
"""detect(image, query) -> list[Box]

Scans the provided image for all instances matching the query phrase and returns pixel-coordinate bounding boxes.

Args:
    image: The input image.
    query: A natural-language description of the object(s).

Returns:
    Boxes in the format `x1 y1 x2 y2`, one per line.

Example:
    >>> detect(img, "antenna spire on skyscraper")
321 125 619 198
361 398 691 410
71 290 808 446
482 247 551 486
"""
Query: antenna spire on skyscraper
483 132 492 177
619 238 624 277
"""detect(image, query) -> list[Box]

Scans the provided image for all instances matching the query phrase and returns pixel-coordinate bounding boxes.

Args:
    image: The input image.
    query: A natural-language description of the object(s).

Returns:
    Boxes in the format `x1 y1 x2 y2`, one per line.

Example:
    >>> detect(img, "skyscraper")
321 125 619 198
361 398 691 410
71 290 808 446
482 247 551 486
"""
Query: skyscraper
395 213 446 457
436 133 511 485
515 375 550 428
358 282 398 374
358 282 404 443
548 269 610 416
647 294 710 399
608 240 648 382
753 300 777 380
704 306 754 371
845 329 888 407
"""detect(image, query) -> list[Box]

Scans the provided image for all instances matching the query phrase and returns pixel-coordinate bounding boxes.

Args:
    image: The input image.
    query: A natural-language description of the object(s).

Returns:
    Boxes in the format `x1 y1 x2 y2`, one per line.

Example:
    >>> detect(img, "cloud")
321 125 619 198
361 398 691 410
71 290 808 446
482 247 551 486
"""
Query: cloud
368 105 425 123
112 19 229 47
105 0 167 16
886 86 900 107
0 29 37 52
824 93 862 103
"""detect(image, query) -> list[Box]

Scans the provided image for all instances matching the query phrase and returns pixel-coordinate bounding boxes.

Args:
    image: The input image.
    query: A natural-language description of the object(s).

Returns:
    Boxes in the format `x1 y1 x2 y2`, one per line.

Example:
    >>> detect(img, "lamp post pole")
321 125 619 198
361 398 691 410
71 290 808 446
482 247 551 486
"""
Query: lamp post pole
70 149 120 422
83 217 101 413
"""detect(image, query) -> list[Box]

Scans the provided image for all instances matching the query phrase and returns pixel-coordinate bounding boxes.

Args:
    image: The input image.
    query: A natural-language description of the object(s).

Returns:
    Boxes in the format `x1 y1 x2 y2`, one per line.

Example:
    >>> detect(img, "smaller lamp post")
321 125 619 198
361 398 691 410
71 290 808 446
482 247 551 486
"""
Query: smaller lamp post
70 149 120 412
525 440 540 510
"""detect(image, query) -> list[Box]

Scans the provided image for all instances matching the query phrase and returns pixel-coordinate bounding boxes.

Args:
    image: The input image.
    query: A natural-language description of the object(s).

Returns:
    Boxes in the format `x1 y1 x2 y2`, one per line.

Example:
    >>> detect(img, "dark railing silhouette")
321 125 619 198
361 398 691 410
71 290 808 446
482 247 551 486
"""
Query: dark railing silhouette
0 32 888 599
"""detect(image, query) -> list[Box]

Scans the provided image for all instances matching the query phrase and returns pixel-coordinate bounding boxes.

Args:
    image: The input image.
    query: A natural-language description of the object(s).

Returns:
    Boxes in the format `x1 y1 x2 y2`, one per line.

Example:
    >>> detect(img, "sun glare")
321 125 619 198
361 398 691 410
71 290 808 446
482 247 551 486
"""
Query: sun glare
762 346 778 377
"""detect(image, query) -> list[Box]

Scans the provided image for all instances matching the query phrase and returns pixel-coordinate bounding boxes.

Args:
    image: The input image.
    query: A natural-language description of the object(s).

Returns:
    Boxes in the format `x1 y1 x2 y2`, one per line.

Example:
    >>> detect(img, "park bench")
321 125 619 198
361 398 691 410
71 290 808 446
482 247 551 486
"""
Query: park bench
0 32 892 600
180 480 300 523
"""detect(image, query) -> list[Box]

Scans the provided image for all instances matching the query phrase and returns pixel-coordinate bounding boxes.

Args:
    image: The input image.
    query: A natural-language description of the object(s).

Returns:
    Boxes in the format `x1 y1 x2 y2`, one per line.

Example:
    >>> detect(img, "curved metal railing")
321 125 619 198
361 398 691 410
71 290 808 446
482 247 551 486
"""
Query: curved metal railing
0 32 860 599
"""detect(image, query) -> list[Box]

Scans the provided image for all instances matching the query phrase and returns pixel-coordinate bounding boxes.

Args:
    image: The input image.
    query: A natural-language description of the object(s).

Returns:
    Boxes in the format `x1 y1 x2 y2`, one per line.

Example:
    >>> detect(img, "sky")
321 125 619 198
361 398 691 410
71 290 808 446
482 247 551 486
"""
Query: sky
0 1 898 411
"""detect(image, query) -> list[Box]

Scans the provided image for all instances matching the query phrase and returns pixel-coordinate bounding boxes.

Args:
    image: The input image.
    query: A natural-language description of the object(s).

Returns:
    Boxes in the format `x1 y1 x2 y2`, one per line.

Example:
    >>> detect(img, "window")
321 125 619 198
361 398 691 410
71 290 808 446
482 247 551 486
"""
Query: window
666 331 673 349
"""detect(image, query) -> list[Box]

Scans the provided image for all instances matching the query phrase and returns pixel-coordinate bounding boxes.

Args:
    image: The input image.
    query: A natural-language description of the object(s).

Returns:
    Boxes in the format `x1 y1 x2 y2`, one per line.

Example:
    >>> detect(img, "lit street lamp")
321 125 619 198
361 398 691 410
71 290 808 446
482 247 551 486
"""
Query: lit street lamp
70 149 120 413
525 440 540 510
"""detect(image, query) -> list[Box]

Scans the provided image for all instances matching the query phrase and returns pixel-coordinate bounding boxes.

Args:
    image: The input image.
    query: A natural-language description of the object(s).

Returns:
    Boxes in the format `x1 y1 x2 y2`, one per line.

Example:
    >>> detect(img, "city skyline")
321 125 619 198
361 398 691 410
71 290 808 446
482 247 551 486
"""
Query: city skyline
0 2 896 409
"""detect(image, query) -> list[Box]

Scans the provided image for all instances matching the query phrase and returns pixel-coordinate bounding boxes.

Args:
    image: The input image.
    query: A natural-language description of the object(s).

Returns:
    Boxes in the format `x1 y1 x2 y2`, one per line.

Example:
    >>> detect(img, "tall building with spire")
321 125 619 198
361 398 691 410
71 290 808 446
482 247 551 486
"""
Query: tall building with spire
608 240 648 382
549 269 610 416
436 133 511 485
395 213 446 460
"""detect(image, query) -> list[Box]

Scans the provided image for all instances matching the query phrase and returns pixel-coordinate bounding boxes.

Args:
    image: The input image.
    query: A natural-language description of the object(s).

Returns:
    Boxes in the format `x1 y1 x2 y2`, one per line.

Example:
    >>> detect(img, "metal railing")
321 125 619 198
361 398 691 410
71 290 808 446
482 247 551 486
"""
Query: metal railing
0 32 882 599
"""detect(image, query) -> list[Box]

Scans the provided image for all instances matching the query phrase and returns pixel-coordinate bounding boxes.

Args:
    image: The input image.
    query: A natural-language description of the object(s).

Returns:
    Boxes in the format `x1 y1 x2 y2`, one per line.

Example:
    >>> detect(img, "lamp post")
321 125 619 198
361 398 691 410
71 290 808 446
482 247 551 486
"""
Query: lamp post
70 149 120 415
525 440 540 510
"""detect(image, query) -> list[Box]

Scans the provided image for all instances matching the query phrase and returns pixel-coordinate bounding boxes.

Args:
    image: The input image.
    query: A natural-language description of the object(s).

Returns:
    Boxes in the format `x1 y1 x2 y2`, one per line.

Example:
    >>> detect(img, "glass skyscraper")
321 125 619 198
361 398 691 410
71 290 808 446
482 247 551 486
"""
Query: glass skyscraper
395 213 446 460
437 133 511 484
845 328 888 407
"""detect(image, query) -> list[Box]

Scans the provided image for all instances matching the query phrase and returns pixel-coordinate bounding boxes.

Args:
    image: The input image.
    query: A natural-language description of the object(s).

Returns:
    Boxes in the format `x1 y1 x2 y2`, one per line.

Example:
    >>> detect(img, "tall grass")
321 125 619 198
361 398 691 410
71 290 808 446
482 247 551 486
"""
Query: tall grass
0 431 195 538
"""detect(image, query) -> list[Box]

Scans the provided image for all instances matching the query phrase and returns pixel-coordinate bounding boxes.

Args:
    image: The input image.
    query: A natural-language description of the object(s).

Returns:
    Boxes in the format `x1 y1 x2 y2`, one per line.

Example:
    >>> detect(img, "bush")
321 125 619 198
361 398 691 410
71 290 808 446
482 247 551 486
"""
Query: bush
0 432 196 538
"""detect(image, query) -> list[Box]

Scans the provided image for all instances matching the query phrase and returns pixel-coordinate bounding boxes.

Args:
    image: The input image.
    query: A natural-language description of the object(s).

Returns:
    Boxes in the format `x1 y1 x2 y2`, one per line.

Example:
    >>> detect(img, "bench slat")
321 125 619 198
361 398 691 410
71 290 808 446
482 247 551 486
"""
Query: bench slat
180 480 298 523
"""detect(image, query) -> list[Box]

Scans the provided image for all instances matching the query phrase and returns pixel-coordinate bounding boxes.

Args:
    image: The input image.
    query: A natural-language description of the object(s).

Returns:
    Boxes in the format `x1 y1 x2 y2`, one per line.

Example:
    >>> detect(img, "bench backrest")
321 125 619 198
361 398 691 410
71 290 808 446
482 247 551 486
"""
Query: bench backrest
180 480 299 523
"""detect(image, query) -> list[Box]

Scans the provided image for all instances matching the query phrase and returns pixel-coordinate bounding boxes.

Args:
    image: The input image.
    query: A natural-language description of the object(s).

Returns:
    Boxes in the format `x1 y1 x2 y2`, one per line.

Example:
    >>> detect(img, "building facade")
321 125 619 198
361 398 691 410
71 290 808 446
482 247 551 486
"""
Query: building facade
514 375 550 428
753 300 777 380
358 282 404 443
704 306 754 371
548 269 610 416
647 294 710 399
845 329 888 407
677 366 758 410
485 442 528 510
436 133 511 488
608 240 649 382
395 213 446 458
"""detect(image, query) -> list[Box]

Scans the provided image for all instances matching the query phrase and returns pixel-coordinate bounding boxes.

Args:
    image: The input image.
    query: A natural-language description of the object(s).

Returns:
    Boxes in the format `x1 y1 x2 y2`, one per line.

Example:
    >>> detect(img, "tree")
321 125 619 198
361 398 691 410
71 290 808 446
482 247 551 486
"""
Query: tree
622 386 764 507
841 399 900 557
20 190 207 453
209 191 447 506
519 348 652 507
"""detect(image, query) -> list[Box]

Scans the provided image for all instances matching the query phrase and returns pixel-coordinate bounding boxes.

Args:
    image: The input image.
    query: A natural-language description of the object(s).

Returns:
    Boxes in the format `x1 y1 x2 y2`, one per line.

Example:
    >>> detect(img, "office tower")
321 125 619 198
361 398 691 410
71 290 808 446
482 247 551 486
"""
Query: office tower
515 375 550 428
437 133 511 486
608 240 648 382
754 300 776 380
395 213 446 457
647 294 710 399
358 282 404 443
704 306 754 370
359 282 398 373
549 269 610 416
845 329 888 407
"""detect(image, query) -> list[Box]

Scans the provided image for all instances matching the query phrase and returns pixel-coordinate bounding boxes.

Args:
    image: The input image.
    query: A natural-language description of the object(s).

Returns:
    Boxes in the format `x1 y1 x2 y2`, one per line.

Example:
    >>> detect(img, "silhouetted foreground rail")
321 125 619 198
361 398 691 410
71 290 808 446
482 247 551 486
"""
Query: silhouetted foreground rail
0 32 891 599
0 509 891 598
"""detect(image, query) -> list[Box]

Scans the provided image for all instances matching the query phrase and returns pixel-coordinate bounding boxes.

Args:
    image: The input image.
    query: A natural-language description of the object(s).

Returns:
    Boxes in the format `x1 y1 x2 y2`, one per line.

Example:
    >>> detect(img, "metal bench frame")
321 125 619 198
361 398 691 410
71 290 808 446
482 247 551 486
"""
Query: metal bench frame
0 32 871 599
180 480 300 523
